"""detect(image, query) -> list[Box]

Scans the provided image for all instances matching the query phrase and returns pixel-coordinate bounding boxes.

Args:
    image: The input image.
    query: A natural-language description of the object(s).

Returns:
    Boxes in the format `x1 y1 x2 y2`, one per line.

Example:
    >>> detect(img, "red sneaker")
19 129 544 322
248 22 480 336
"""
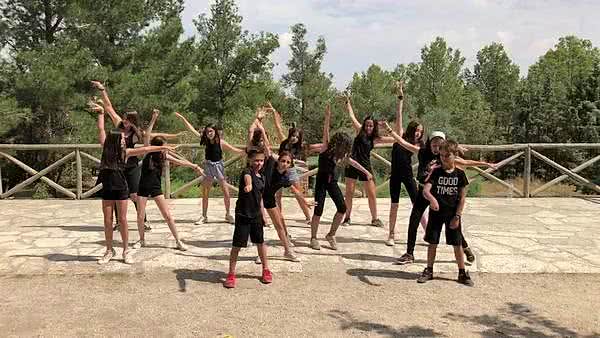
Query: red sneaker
261 269 273 284
224 273 236 288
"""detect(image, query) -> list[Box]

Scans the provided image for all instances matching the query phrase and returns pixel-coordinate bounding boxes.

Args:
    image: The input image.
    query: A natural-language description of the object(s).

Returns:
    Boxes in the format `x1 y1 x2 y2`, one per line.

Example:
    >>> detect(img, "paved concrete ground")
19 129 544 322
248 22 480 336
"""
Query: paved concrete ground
0 197 599 275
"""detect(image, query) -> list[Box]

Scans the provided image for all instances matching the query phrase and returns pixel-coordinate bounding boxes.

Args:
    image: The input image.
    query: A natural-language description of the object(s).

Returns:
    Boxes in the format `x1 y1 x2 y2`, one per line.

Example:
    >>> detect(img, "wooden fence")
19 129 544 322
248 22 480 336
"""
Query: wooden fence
0 143 599 199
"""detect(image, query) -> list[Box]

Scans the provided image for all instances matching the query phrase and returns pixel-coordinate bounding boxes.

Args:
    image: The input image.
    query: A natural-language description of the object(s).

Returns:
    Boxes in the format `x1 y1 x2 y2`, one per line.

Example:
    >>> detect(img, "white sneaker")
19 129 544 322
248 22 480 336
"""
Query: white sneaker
97 248 116 265
385 238 395 246
225 214 234 224
176 239 188 251
284 250 301 262
255 256 262 264
325 234 337 250
309 238 321 250
194 216 208 225
123 250 134 264
287 234 295 247
132 239 145 249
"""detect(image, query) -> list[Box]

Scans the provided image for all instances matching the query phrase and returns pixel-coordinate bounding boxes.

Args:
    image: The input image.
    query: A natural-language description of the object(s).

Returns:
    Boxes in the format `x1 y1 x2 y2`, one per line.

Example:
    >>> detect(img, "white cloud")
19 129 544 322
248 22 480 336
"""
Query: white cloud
183 0 600 88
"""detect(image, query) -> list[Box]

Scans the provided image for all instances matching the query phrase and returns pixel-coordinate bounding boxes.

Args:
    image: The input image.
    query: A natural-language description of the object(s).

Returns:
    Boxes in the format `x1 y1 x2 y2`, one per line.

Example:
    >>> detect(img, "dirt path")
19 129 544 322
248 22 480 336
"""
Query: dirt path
1 269 599 337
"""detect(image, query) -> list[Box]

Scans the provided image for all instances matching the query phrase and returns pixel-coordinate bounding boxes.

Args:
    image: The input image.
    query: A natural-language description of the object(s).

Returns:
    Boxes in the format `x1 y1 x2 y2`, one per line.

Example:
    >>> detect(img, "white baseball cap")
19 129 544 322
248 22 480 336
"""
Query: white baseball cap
430 131 446 140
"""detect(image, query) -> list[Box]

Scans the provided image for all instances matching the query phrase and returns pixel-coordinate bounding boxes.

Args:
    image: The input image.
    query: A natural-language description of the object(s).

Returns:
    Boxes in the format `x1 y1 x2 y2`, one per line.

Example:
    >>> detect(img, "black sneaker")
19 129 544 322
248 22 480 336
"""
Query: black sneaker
144 224 152 232
395 253 415 265
113 224 119 231
458 271 474 286
417 268 433 283
464 247 475 263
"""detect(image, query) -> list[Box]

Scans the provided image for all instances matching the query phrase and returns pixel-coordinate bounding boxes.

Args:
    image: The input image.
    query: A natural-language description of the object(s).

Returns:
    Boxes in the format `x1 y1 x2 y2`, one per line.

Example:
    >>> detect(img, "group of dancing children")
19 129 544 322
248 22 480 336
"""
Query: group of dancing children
89 81 496 288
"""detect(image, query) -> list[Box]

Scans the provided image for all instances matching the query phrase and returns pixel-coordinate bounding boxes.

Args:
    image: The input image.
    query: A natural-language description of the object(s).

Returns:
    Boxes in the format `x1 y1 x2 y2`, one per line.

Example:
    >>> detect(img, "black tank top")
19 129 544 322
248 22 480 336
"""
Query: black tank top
280 139 302 160
140 153 162 189
124 132 139 168
351 133 373 168
317 152 338 183
205 140 222 162
391 142 414 178
99 168 128 191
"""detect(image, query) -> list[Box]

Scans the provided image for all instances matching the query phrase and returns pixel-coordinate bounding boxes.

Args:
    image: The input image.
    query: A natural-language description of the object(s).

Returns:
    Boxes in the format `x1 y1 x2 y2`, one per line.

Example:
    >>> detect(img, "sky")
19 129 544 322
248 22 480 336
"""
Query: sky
182 0 600 88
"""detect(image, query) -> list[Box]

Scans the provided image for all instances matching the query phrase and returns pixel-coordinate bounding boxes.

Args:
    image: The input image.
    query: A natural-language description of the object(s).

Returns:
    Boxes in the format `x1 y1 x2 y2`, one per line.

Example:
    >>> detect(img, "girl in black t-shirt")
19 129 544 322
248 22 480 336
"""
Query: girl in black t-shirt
224 148 272 288
268 102 321 222
134 110 204 252
90 102 174 265
309 104 373 251
174 112 245 225
341 94 397 228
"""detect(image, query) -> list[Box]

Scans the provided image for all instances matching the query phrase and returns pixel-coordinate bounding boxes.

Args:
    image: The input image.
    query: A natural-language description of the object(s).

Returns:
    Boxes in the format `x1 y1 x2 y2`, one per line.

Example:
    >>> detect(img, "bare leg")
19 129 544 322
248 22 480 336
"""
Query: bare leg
310 215 321 239
291 183 311 220
426 244 437 268
136 196 148 242
453 245 465 269
257 243 269 270
116 200 129 252
228 247 241 274
102 201 115 250
364 179 378 221
327 212 345 237
154 195 180 241
420 209 428 231
219 178 231 217
202 180 211 218
344 178 356 221
266 208 292 253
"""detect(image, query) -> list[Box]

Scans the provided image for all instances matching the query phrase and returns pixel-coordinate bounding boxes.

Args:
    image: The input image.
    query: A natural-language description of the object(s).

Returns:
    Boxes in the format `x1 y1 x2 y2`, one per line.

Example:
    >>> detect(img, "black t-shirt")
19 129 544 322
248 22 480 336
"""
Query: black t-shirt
316 152 339 183
235 167 265 220
204 140 222 162
263 156 292 196
99 168 128 191
417 148 440 184
279 139 303 160
140 154 162 190
391 142 414 178
350 133 374 168
124 132 139 169
426 167 468 210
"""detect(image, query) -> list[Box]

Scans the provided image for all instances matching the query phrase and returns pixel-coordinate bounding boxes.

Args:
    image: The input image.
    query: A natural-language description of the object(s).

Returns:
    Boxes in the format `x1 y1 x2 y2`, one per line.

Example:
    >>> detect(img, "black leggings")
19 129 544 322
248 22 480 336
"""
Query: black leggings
314 179 347 217
406 187 469 255
390 174 418 204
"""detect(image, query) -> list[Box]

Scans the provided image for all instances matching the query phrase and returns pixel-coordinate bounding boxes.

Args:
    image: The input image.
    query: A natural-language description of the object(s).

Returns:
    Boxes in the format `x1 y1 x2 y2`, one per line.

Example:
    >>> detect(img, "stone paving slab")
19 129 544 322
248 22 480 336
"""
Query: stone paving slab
0 197 599 276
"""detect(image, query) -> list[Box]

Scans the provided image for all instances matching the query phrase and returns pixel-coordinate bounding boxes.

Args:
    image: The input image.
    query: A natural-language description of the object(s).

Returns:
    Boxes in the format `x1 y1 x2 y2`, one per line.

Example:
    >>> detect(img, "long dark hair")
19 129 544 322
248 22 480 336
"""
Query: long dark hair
200 123 220 146
282 124 303 151
100 130 125 170
359 115 379 141
148 136 167 174
251 129 263 147
325 132 353 161
403 121 424 145
117 110 143 143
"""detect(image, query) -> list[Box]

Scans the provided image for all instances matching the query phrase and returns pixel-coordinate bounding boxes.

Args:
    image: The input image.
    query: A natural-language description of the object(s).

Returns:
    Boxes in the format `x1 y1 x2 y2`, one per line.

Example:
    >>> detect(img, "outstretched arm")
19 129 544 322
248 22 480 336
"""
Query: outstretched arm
347 158 373 181
174 112 201 138
319 103 332 153
125 145 175 158
455 157 495 169
341 93 361 133
395 80 404 134
382 121 420 154
91 81 122 127
166 153 204 175
268 101 286 143
221 140 245 154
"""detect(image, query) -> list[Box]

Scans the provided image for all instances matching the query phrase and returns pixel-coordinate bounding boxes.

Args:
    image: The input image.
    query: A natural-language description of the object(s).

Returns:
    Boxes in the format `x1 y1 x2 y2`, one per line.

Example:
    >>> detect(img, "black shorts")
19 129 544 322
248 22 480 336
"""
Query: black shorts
102 189 129 201
424 210 462 246
344 165 372 182
232 216 264 247
138 187 163 198
263 190 278 209
124 165 141 194
390 174 418 204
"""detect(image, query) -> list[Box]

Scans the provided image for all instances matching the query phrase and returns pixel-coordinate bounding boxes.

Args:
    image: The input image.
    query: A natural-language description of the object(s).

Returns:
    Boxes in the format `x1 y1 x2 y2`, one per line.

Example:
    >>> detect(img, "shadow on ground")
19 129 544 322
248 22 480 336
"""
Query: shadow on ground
443 302 599 337
173 268 259 292
328 310 441 337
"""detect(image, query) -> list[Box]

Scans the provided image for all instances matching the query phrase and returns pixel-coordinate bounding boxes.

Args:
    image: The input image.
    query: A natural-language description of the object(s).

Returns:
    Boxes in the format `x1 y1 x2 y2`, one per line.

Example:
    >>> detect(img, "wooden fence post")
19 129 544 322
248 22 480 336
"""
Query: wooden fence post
76 149 82 199
523 145 531 198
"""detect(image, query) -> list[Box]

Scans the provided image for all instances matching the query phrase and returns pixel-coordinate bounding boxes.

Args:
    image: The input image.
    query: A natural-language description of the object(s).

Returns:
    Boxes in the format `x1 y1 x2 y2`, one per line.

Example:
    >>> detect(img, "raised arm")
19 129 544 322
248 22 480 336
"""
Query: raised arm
257 121 272 158
320 103 332 153
91 81 122 127
395 80 404 134
144 109 160 146
382 121 420 154
343 94 362 133
221 140 245 154
267 101 286 143
91 101 106 145
174 112 201 138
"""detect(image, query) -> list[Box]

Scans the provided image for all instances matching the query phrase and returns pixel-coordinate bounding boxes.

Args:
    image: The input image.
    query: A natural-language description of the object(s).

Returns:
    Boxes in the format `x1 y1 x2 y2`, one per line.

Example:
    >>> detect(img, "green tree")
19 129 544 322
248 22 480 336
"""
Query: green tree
347 64 396 122
192 0 279 123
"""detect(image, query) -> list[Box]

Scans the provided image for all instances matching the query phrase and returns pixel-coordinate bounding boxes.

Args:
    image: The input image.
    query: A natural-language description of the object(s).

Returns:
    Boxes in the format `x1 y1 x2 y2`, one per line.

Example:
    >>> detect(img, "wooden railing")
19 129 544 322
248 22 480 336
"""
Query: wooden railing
0 143 599 199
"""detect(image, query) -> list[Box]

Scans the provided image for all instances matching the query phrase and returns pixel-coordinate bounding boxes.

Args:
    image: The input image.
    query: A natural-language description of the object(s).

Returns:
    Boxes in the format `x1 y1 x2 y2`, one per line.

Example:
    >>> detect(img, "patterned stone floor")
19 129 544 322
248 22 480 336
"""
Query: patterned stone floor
0 197 599 276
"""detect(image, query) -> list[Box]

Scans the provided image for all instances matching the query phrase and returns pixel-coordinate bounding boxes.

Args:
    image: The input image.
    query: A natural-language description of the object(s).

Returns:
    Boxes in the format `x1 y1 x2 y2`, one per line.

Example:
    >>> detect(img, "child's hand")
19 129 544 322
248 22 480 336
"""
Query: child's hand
244 184 252 193
449 215 460 229
90 81 105 91
366 173 374 181
152 109 160 118
430 199 440 211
